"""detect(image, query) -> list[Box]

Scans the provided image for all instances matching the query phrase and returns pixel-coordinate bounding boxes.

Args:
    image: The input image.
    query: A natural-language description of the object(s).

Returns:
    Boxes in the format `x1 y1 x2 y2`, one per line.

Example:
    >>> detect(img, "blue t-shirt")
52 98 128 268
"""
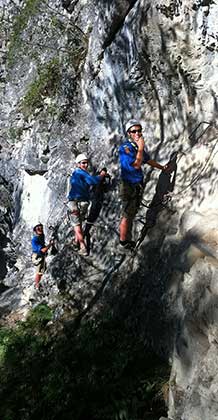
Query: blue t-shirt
119 139 150 184
68 168 101 201
31 234 45 255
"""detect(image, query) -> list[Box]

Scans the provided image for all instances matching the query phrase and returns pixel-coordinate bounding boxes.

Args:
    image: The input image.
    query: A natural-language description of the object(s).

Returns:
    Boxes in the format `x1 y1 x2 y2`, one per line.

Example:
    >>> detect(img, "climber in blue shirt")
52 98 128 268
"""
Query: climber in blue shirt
119 119 168 250
67 153 106 256
68 164 101 202
31 224 53 288
119 141 151 184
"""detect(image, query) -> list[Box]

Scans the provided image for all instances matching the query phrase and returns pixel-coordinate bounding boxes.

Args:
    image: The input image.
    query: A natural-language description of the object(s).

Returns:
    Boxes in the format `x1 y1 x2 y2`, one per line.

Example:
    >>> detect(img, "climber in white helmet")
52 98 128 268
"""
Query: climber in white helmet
67 153 106 256
119 119 169 250
31 223 54 288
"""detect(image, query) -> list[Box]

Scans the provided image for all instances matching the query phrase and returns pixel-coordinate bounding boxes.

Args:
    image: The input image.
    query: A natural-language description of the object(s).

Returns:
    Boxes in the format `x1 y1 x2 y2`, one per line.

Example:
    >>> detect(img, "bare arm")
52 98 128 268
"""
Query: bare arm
147 159 165 170
132 137 145 169
41 240 54 254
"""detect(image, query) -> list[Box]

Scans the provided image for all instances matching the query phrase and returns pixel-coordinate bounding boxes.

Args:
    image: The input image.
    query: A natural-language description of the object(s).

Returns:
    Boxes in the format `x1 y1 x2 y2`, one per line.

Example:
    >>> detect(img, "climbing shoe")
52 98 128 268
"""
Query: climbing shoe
71 241 80 251
119 240 136 250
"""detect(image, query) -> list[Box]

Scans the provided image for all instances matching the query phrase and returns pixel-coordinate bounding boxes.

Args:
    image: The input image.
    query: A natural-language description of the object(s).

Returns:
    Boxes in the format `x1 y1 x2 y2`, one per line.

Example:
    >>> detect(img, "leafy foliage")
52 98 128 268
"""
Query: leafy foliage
0 306 168 420
8 127 23 143
21 58 60 115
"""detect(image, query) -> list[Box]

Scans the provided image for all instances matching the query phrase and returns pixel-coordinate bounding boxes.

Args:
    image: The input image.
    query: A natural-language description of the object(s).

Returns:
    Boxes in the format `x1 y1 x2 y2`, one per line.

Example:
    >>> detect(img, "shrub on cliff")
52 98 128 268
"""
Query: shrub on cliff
0 305 168 420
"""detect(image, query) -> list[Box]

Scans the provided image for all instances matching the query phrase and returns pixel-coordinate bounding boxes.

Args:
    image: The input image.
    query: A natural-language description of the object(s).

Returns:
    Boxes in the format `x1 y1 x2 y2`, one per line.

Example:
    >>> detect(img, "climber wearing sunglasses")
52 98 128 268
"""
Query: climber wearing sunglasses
119 119 168 250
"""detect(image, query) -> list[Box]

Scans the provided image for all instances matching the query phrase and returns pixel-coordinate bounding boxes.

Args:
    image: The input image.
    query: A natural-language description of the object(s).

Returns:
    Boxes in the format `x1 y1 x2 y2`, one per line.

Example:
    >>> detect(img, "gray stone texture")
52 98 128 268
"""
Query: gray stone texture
1 0 218 418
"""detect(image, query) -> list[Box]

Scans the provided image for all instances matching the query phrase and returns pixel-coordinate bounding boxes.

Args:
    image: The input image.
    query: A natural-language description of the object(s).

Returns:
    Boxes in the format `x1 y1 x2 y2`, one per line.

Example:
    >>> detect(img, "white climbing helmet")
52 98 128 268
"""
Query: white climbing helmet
125 119 142 133
75 153 88 163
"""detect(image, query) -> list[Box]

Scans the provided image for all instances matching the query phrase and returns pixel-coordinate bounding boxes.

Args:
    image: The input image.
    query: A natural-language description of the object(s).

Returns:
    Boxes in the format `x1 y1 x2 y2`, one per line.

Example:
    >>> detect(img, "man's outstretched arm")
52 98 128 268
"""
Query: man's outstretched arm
147 159 168 171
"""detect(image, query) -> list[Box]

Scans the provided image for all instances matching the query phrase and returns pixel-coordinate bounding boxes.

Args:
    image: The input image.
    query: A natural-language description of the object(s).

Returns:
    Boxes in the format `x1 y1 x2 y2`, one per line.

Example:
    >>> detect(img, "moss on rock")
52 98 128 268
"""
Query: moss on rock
21 58 60 115
8 0 43 65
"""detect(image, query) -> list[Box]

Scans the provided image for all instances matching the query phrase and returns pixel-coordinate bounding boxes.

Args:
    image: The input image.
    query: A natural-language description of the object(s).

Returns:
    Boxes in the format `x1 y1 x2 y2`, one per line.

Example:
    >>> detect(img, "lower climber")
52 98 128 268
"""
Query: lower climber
31 223 53 288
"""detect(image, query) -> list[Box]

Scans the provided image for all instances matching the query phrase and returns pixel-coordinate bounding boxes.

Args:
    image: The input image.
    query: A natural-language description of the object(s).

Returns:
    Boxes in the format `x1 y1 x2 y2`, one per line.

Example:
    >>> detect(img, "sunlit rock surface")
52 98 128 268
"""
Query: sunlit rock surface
1 0 218 418
168 210 218 420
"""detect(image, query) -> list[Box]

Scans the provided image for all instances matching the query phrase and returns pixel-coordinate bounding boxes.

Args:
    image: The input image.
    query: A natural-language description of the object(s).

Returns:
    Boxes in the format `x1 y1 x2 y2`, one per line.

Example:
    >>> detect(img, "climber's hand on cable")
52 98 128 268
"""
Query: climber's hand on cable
162 164 171 173
99 170 107 177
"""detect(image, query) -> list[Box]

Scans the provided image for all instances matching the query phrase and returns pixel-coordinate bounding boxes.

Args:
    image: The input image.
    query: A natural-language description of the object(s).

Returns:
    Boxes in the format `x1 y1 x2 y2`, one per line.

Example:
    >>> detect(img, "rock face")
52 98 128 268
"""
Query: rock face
1 0 218 418
168 210 218 420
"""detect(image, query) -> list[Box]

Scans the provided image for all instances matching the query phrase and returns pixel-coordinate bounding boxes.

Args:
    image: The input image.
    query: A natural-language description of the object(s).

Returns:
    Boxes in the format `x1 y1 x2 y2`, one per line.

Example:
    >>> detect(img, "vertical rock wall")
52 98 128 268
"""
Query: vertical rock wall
1 1 218 418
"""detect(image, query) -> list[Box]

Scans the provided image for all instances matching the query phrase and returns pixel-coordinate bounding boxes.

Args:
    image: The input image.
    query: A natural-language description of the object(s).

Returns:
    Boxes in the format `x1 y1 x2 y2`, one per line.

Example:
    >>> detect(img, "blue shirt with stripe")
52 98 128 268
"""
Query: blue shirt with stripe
119 139 150 184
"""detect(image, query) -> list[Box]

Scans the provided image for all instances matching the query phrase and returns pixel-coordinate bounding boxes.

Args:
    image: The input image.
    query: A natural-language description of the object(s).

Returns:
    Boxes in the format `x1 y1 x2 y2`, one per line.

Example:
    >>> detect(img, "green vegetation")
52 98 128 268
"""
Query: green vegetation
66 30 88 72
8 0 42 65
0 305 169 420
21 58 60 115
51 15 66 33
8 127 23 142
7 0 88 68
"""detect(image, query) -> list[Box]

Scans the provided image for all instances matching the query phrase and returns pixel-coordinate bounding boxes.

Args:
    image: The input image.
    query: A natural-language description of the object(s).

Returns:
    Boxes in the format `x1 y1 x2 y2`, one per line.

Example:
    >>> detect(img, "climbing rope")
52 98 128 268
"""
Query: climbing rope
140 121 218 207
173 138 218 197
44 120 218 254
135 121 218 248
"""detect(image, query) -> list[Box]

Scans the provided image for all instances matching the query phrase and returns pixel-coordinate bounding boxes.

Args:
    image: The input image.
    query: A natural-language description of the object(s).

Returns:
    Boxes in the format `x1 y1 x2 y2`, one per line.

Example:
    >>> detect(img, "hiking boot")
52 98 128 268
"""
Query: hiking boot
78 247 88 257
119 240 136 250
71 241 80 251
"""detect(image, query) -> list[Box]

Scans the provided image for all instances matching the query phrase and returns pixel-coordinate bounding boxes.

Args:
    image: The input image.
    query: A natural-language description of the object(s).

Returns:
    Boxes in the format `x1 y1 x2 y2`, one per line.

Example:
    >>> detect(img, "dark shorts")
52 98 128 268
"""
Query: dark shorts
120 181 144 219
67 200 89 226
32 253 46 274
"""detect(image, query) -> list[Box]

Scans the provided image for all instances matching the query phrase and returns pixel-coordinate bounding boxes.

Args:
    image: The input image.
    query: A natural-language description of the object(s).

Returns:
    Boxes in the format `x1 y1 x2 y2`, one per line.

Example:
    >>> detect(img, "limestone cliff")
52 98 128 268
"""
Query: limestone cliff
1 0 218 419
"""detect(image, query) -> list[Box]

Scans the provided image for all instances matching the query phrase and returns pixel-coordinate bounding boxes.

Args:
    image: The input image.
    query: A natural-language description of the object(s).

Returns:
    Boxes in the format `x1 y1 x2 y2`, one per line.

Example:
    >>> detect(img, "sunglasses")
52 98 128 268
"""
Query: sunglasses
129 129 142 134
80 161 88 165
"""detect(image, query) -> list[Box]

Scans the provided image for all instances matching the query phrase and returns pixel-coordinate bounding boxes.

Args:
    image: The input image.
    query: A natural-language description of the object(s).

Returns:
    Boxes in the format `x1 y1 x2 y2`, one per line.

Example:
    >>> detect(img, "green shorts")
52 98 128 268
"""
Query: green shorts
67 200 89 227
32 253 46 274
120 181 143 219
